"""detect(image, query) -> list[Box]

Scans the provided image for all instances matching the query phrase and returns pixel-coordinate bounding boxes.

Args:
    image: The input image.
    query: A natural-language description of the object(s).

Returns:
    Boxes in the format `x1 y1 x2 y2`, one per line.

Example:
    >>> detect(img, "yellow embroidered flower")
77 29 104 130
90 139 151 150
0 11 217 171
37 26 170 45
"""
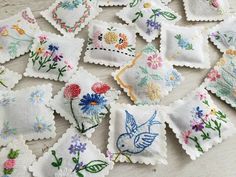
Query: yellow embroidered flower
12 24 25 35
36 47 45 54
210 108 217 115
143 2 152 8
146 82 161 101
104 32 118 44
217 58 226 66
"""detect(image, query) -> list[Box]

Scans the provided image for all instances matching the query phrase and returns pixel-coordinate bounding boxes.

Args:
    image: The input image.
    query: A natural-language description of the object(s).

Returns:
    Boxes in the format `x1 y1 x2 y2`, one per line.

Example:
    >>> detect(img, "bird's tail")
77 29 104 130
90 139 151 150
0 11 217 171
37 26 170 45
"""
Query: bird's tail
147 111 161 132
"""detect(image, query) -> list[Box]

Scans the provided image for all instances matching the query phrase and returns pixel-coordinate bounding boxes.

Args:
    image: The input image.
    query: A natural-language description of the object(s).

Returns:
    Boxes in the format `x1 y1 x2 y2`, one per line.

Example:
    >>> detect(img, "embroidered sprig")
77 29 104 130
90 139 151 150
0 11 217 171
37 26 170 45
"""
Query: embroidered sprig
2 149 20 175
175 34 193 50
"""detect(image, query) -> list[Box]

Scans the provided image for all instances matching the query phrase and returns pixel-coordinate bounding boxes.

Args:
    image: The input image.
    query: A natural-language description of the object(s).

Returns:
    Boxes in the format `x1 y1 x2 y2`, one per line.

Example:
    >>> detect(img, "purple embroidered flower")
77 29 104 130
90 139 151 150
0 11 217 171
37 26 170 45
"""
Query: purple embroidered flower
75 162 85 171
193 106 204 119
68 144 78 155
53 54 63 62
77 143 87 153
146 19 161 30
48 44 59 52
191 121 204 132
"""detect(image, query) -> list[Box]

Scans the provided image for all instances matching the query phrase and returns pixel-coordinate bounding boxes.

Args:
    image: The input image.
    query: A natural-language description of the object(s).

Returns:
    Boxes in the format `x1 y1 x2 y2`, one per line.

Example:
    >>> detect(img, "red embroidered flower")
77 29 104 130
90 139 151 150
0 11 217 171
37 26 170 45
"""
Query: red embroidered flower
207 69 221 81
92 82 110 94
4 159 16 169
64 84 81 99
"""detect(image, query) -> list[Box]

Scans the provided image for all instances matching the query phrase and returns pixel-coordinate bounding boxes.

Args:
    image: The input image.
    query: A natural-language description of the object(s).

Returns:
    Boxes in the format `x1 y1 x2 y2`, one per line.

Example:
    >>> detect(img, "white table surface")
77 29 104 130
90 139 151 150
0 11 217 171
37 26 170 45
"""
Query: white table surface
1 0 236 177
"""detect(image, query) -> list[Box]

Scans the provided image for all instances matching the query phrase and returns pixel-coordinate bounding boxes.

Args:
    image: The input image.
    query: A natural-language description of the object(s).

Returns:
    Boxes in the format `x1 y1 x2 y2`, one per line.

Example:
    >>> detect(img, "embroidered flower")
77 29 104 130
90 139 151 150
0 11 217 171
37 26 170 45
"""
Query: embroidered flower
143 2 152 8
207 69 221 81
75 162 85 171
4 159 16 169
175 34 193 50
0 122 16 139
68 144 79 155
182 130 192 144
0 26 8 36
92 82 110 94
196 92 207 101
64 61 73 70
54 168 77 177
104 31 118 44
48 44 59 52
39 34 48 44
165 70 181 87
92 31 103 48
146 82 161 101
77 142 87 153
211 0 220 8
146 20 161 30
43 50 52 57
79 93 107 115
191 120 204 132
29 90 45 104
0 93 16 106
147 54 162 69
64 84 81 100
192 106 204 119
53 53 63 62
12 24 25 35
115 33 129 50
106 150 114 161
36 47 45 55
33 117 52 133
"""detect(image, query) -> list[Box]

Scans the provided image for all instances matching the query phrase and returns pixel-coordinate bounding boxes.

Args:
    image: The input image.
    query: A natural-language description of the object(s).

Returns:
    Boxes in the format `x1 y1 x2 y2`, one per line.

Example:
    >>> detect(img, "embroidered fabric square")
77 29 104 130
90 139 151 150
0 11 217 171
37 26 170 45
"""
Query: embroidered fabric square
24 32 84 82
29 127 113 177
0 66 22 90
204 49 236 108
160 24 210 69
0 84 56 147
116 0 181 42
165 87 236 160
183 0 230 21
0 137 36 177
50 67 120 138
41 0 102 37
113 44 182 104
84 20 136 67
98 0 128 6
107 103 167 165
0 8 40 64
209 15 236 52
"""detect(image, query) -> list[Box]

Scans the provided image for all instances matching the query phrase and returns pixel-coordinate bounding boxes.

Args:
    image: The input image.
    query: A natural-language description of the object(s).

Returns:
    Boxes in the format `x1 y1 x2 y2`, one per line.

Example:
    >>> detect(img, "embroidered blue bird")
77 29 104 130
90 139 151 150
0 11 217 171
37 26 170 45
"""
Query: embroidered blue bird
116 110 161 154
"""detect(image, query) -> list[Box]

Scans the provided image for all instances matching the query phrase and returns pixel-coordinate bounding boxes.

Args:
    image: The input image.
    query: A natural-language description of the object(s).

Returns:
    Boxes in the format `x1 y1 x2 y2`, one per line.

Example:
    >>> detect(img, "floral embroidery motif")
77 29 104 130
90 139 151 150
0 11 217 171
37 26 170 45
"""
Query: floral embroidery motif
22 10 36 24
0 94 16 107
61 0 82 10
210 31 236 49
203 0 223 12
63 82 110 134
0 121 17 140
181 92 228 153
33 117 52 133
146 54 163 69
29 34 70 80
29 90 45 104
51 135 108 176
175 34 193 50
113 110 161 162
1 149 20 176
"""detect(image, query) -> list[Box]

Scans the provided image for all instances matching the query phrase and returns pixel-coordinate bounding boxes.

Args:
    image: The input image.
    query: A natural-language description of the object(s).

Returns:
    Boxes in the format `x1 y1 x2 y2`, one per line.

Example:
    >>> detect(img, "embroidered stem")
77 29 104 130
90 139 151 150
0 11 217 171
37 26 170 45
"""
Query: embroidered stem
69 99 83 132
3 149 20 175
189 136 204 153
51 150 63 169
38 51 54 70
200 129 211 140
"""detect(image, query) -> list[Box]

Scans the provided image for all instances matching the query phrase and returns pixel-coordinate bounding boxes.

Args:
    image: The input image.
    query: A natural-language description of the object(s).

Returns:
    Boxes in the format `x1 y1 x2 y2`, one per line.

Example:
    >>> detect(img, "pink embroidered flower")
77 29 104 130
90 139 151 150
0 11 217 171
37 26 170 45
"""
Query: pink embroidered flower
106 150 114 161
207 69 221 81
43 50 52 57
39 34 47 44
211 0 220 8
147 54 163 69
64 61 73 70
64 84 81 100
182 130 192 144
196 92 207 100
92 82 110 94
92 31 103 48
204 114 210 121
4 159 16 169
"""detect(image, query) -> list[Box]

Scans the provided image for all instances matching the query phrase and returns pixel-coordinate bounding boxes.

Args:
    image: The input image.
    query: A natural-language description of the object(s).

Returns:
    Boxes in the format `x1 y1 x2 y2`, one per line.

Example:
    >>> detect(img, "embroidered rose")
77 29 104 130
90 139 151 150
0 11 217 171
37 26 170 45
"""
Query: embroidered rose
115 33 128 50
64 84 81 99
147 54 163 69
4 159 16 169
182 130 192 144
207 69 221 81
211 0 220 8
92 82 110 94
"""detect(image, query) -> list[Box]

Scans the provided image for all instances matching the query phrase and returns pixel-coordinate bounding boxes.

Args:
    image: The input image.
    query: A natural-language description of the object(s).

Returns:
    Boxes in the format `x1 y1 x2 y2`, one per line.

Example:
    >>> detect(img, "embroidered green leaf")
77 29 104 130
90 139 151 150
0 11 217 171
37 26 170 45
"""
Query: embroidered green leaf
139 66 148 74
132 11 143 23
51 150 63 169
142 45 156 54
150 74 162 80
8 41 20 57
129 0 141 7
212 120 222 138
137 76 148 87
8 149 20 159
77 171 84 177
85 160 108 173
72 157 79 163
175 34 181 40
160 11 177 20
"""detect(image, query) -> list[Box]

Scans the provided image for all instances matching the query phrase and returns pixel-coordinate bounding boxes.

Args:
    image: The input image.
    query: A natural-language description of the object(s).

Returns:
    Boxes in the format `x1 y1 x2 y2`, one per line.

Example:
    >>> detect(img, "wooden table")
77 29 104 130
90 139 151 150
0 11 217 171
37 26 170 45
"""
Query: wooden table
1 0 236 176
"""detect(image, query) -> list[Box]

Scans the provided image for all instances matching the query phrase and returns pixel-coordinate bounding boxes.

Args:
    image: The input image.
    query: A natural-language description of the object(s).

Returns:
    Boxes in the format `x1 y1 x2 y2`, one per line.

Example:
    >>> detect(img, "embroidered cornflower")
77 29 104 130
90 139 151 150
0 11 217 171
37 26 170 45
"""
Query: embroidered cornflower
29 90 45 104
68 144 79 155
48 44 59 52
192 106 204 119
33 117 52 133
0 121 17 140
165 70 181 87
77 142 87 153
79 93 107 115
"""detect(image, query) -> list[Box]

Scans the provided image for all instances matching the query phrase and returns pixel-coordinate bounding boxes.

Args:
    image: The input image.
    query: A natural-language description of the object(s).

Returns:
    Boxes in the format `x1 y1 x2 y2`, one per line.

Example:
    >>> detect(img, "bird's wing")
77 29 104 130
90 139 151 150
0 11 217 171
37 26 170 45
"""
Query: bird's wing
125 110 138 136
134 132 158 149
140 111 161 132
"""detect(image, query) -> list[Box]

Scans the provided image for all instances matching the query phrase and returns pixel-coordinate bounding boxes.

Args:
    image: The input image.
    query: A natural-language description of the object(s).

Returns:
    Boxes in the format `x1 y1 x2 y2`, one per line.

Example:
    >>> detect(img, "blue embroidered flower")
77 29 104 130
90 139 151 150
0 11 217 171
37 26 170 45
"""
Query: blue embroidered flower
79 93 107 116
77 142 87 153
175 34 193 50
33 117 52 133
0 121 16 140
192 106 204 119
29 90 45 104
165 70 181 87
48 44 59 52
0 93 16 106
68 144 79 155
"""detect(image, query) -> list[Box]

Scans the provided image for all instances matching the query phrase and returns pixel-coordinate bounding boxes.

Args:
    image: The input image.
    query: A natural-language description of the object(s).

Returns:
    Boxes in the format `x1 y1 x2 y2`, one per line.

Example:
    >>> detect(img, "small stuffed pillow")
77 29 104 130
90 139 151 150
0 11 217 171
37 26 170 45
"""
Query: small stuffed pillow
160 24 210 69
98 0 128 6
41 0 102 36
165 87 236 160
205 49 236 108
107 103 167 165
209 15 236 52
0 137 36 177
0 8 40 63
84 20 136 67
0 66 22 90
24 32 84 82
183 0 230 21
0 84 56 147
116 0 181 42
50 67 120 138
29 128 113 177
113 44 182 104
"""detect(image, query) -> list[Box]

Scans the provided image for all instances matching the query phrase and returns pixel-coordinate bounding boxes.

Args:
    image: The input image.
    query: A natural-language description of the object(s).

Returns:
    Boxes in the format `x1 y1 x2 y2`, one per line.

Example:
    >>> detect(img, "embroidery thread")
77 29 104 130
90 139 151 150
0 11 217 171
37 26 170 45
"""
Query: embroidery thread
2 149 20 176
